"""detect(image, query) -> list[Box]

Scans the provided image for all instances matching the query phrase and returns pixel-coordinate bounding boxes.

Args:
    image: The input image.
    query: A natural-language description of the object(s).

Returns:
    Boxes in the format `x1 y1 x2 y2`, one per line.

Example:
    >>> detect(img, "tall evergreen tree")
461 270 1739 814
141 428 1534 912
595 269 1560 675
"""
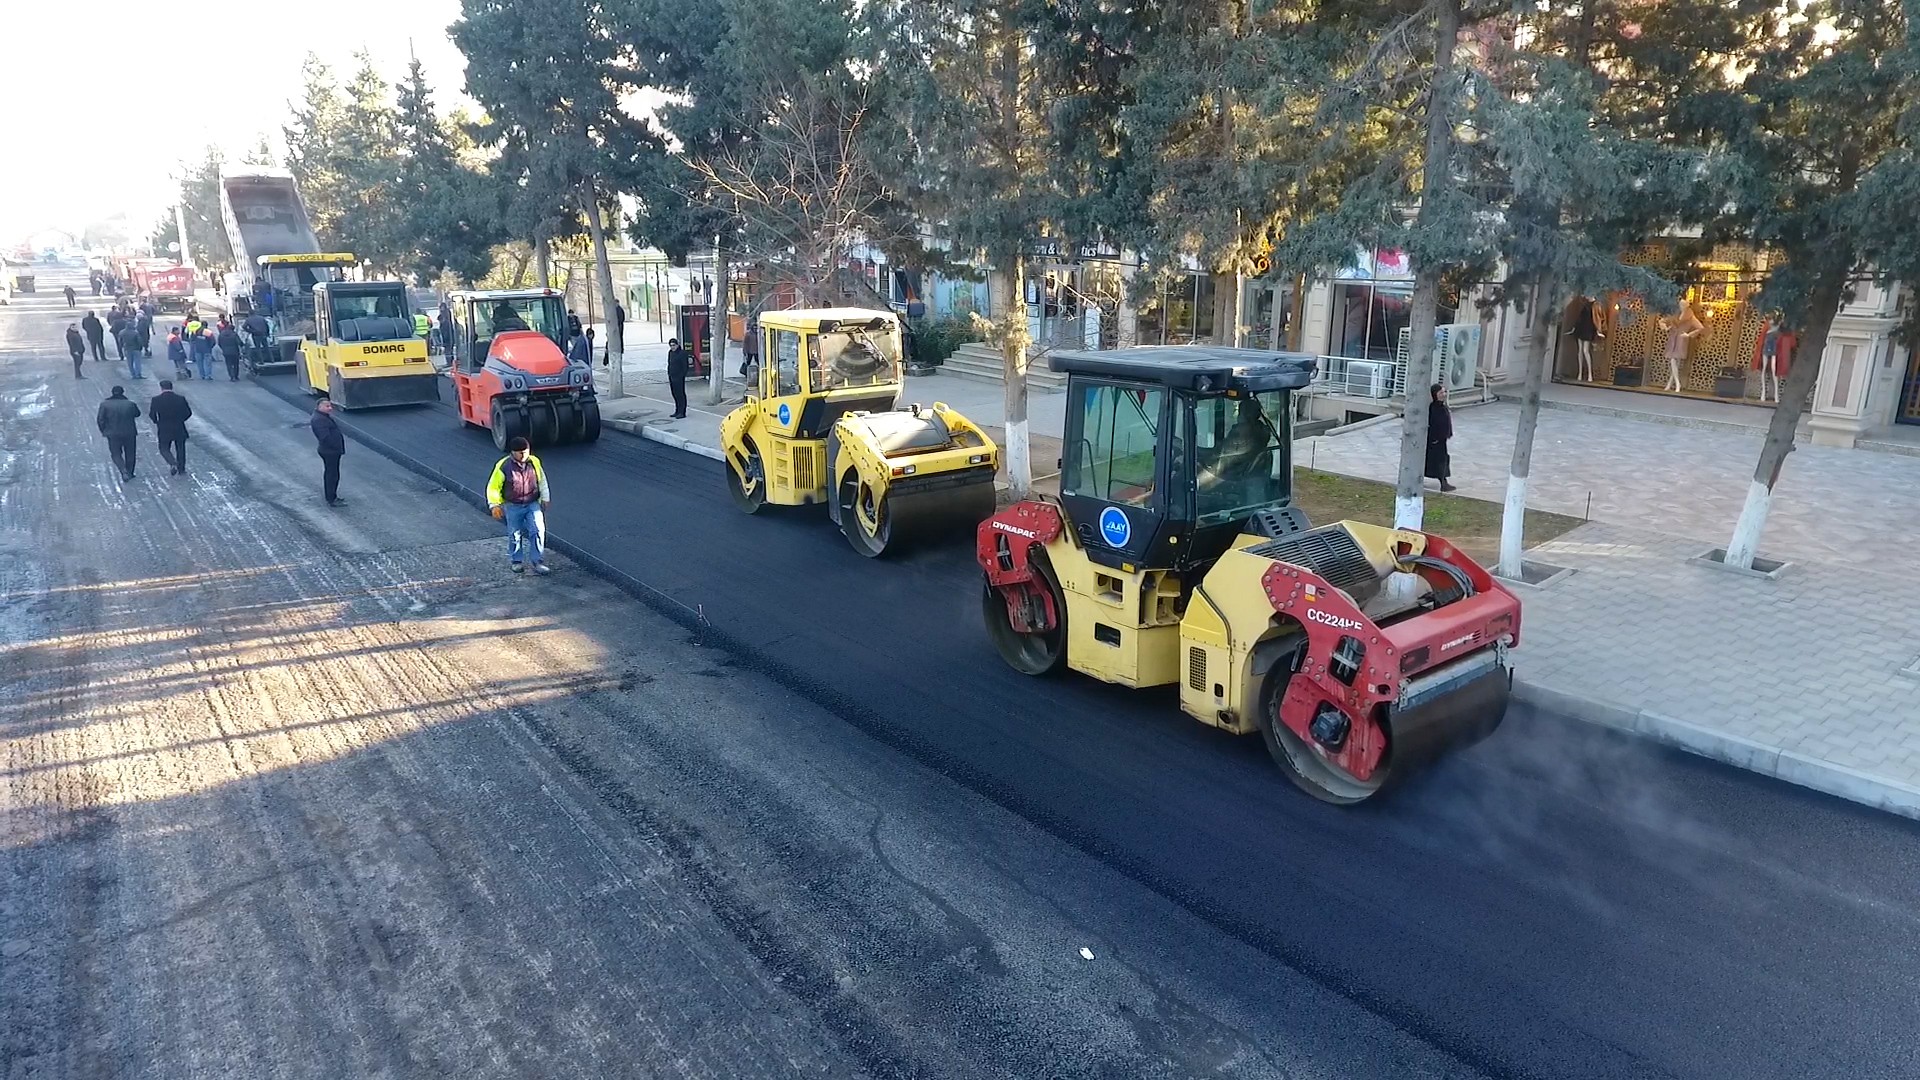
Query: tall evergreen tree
392 57 501 282
284 54 351 249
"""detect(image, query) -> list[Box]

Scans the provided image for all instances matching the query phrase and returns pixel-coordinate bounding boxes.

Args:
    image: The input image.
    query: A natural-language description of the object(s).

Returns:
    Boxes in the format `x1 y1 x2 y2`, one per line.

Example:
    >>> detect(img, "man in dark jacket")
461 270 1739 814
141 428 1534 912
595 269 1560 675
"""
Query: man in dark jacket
81 311 107 363
217 322 244 381
66 324 87 378
96 385 142 481
666 337 689 419
135 308 153 359
310 397 347 506
118 320 146 380
242 310 271 350
63 285 76 308
148 379 193 475
106 310 128 361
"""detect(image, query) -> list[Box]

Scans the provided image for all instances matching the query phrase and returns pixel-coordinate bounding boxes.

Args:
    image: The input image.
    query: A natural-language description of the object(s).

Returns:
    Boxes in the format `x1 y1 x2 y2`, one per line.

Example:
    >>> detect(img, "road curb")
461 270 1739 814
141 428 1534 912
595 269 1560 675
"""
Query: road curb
1513 677 1920 822
603 416 725 461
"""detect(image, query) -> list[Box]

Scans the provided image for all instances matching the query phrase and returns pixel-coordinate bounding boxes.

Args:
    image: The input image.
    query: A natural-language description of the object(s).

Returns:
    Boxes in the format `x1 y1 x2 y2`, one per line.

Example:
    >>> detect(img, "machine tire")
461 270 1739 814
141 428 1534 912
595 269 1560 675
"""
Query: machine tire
490 401 513 451
578 401 601 443
1258 660 1390 805
982 547 1068 676
529 401 560 447
727 444 768 514
839 474 893 558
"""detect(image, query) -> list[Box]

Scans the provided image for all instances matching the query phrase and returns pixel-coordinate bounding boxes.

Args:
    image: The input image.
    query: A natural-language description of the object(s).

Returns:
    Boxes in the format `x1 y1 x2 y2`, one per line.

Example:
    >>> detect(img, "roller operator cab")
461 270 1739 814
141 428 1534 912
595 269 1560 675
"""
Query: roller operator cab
296 281 439 409
720 307 999 557
977 347 1521 804
447 289 600 449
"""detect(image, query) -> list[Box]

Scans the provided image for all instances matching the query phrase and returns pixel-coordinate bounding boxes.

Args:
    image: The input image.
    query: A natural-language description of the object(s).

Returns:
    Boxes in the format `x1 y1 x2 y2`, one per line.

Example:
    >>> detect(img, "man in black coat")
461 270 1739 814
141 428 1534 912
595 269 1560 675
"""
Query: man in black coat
148 379 194 475
242 310 272 350
665 337 689 419
81 311 107 363
310 397 347 506
217 323 244 381
63 285 77 307
96 385 142 481
66 325 87 379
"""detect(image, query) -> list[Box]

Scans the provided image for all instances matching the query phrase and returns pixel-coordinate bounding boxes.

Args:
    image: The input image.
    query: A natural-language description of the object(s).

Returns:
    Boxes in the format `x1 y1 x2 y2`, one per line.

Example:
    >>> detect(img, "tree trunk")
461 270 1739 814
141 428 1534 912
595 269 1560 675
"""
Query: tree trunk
1395 0 1463 534
507 250 529 289
533 233 550 290
1724 274 1845 568
1498 277 1559 579
993 255 1032 498
708 240 729 404
580 182 623 399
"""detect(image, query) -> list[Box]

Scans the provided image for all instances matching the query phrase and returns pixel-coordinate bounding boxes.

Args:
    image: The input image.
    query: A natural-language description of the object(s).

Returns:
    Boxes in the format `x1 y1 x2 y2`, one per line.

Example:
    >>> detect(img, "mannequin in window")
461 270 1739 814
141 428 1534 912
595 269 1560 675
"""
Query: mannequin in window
1751 314 1794 403
1658 302 1705 393
1566 296 1604 382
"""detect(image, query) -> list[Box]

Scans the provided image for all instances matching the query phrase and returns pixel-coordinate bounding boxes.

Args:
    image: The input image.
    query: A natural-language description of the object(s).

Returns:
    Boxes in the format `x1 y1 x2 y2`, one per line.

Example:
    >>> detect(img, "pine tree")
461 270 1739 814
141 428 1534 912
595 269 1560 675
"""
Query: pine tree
392 57 501 283
284 54 351 249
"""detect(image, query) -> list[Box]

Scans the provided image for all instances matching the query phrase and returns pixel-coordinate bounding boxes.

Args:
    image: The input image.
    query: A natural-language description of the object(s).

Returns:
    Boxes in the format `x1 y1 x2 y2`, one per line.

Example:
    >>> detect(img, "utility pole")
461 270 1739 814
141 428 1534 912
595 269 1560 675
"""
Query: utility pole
175 202 192 270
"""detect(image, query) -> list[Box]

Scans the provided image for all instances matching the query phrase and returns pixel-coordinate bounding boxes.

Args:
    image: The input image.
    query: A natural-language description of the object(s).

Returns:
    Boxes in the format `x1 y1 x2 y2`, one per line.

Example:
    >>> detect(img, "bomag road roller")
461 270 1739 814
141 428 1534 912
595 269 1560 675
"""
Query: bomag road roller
977 347 1520 804
446 289 600 449
296 280 439 409
721 307 999 557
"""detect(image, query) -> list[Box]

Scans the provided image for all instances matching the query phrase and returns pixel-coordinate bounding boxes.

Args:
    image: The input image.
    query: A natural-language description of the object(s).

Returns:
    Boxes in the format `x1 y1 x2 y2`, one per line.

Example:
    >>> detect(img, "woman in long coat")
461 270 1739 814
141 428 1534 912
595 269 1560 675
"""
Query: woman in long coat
1425 384 1455 492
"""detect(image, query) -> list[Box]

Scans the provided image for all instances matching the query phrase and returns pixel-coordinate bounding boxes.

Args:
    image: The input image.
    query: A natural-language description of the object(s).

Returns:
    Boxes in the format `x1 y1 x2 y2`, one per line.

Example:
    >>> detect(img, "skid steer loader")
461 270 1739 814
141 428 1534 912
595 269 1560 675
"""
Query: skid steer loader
977 347 1520 804
721 308 999 557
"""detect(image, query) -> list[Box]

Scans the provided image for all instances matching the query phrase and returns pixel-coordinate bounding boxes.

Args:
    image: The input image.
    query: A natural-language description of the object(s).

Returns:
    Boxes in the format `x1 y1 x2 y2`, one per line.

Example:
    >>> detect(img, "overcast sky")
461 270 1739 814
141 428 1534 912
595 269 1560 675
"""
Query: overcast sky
2 0 468 244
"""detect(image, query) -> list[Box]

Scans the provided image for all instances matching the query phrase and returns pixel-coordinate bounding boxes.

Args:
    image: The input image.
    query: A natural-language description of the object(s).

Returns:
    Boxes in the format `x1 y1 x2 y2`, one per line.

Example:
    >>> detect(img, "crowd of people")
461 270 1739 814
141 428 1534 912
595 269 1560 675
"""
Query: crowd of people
66 297 252 384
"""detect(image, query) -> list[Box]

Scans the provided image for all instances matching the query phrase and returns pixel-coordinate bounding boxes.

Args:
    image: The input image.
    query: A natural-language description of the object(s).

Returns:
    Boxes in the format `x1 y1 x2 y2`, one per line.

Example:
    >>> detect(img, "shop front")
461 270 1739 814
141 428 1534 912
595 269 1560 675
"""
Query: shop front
1025 238 1130 349
1553 243 1787 405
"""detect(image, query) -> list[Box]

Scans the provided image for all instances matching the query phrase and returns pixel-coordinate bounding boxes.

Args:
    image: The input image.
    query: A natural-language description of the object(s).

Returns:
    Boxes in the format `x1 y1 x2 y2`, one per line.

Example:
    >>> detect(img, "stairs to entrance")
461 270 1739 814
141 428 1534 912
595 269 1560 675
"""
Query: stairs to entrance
939 343 1069 392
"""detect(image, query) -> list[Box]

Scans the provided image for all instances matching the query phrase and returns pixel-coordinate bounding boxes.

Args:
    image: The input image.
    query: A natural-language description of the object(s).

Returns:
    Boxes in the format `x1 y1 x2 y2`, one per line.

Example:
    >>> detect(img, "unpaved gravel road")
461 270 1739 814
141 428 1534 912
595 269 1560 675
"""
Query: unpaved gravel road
0 266 1468 1078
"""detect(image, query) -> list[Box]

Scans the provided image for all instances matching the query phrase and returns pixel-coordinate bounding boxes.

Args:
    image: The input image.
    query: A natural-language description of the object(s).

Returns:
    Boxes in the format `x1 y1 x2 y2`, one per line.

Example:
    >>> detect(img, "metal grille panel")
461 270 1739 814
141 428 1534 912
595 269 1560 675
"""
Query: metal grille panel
1187 647 1207 692
1248 525 1379 599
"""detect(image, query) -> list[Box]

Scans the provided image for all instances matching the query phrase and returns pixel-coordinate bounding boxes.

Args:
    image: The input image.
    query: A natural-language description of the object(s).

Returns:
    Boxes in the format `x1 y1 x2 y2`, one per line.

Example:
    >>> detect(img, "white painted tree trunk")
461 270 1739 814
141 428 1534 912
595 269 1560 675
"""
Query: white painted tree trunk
1724 481 1773 568
997 256 1032 499
580 182 623 400
708 241 729 405
1497 474 1529 576
1498 279 1558 579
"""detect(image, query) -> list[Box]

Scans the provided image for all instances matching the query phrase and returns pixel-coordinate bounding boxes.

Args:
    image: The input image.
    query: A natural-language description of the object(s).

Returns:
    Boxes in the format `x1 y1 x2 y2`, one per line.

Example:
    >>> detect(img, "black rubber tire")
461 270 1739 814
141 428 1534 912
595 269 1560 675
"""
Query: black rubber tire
490 400 511 451
529 401 560 447
727 445 767 514
578 401 601 443
839 475 892 559
982 547 1068 676
1258 661 1389 805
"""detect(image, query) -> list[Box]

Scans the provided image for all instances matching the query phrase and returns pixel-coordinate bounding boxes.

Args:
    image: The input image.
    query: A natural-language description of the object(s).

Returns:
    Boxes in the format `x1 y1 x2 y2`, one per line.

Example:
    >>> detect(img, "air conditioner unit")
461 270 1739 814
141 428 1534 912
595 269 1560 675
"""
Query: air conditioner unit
1395 323 1485 394
1345 359 1394 398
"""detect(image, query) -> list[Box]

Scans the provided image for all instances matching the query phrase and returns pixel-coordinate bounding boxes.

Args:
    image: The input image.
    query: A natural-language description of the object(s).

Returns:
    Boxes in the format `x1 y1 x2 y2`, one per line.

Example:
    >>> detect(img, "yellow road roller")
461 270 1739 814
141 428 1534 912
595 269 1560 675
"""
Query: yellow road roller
977 347 1520 804
720 307 998 556
296 280 439 409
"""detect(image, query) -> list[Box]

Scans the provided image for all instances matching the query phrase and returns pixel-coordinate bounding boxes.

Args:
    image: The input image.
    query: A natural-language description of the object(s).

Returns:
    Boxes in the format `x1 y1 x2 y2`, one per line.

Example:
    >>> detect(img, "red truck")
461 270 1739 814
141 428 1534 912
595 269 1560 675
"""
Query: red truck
131 262 197 313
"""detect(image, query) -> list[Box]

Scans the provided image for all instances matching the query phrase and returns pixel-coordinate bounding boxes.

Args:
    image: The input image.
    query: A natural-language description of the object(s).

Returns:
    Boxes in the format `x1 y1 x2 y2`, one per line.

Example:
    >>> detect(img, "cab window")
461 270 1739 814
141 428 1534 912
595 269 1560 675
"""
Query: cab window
1191 391 1291 524
1064 384 1164 508
772 330 802 396
810 329 899 391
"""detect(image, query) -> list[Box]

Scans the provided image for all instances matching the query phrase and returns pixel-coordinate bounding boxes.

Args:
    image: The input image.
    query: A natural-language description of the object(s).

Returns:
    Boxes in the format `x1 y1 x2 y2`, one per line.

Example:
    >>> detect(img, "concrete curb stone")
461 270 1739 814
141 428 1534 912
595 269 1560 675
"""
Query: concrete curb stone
603 416 726 461
1514 677 1920 822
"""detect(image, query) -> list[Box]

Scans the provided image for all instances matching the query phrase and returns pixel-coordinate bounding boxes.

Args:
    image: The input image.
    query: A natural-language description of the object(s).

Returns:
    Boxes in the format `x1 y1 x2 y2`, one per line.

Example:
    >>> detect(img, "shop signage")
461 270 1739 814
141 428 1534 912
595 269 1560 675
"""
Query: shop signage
1027 236 1122 261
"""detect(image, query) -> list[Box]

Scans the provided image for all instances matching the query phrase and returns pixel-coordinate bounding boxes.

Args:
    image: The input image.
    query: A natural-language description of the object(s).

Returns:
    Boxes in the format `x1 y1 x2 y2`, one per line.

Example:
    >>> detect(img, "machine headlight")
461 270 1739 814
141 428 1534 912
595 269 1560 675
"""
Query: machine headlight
969 454 985 464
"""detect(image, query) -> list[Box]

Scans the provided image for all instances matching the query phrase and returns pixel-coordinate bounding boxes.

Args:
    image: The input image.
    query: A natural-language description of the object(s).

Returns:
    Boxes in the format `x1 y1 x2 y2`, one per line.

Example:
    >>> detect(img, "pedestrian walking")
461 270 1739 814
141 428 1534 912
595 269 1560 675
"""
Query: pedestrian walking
615 301 626 342
66 325 86 378
118 320 146 380
566 329 591 366
666 336 689 419
166 328 190 379
96 385 141 481
135 308 153 359
217 322 243 381
81 311 107 362
148 379 193 475
486 436 551 575
566 309 582 341
740 316 759 377
437 301 455 356
192 324 216 381
1425 384 1456 493
310 396 347 506
106 309 127 360
63 284 76 307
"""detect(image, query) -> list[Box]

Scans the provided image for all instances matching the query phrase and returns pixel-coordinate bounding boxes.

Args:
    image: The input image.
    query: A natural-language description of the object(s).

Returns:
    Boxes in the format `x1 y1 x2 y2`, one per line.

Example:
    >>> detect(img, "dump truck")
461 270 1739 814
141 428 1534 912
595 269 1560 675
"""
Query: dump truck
976 347 1519 804
219 169 360 372
721 307 998 557
446 289 600 449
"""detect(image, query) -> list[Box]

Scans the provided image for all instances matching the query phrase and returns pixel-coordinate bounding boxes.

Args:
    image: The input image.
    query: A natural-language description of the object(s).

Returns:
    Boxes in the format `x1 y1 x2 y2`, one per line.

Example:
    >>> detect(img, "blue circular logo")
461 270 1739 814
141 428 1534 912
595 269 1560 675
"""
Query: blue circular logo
1098 506 1131 548
777 402 791 425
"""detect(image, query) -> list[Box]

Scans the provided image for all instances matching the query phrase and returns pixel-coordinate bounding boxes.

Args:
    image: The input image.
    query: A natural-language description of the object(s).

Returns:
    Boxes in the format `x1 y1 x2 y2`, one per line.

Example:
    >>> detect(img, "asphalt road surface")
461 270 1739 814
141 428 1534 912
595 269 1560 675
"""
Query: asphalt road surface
5 262 1919 1080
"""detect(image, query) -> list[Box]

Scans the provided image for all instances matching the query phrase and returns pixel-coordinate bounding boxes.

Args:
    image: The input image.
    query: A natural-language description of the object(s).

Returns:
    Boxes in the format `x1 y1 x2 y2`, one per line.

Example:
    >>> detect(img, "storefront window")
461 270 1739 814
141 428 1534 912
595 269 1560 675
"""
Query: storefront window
1325 248 1448 361
1561 244 1779 405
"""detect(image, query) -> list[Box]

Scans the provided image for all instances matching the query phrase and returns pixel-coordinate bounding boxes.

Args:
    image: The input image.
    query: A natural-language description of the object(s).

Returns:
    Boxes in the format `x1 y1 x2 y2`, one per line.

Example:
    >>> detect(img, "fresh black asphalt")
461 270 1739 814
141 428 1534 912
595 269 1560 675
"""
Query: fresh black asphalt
264 377 1920 1080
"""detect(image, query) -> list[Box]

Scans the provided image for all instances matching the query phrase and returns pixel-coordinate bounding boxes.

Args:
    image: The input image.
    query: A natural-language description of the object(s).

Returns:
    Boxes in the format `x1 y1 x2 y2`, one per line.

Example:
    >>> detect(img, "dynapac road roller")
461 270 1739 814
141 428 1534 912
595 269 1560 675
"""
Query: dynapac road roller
977 347 1519 803
445 289 600 449
721 307 998 556
296 280 439 409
